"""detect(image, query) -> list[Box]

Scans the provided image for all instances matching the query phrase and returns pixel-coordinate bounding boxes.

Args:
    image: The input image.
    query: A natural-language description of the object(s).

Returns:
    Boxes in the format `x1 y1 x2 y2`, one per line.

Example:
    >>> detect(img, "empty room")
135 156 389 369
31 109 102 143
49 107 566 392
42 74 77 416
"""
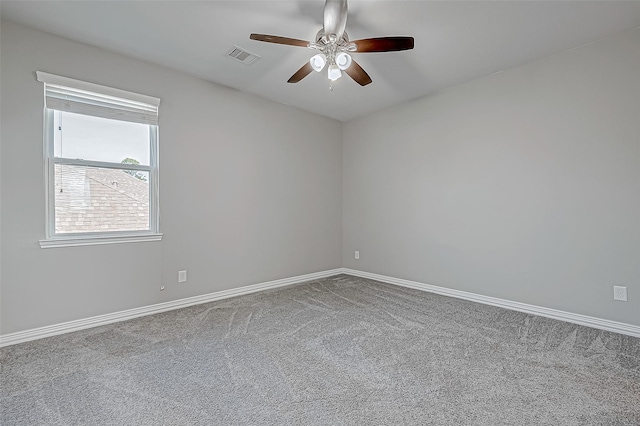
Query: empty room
1 0 639 424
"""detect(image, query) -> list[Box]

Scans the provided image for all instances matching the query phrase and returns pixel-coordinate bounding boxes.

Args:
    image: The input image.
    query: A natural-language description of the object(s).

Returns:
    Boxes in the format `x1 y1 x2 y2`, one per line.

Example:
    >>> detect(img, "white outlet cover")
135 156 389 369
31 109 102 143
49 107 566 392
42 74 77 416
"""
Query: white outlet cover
355 251 360 260
613 286 627 302
178 270 187 283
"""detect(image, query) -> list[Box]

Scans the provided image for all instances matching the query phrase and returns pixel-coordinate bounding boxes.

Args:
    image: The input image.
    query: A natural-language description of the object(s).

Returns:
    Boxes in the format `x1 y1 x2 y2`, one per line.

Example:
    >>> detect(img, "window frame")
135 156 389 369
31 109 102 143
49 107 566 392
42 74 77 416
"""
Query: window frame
38 76 162 248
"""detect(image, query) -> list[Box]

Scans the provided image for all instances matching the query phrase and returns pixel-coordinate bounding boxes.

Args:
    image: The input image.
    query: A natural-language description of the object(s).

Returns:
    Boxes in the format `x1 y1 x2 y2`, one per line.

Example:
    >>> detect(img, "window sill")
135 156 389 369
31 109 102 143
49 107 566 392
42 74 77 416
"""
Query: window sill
39 233 163 248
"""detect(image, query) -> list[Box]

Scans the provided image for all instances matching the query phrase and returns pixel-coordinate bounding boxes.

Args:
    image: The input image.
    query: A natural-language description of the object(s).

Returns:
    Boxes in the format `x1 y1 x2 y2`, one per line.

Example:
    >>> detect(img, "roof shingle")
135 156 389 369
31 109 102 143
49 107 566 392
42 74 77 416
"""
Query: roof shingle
54 164 149 233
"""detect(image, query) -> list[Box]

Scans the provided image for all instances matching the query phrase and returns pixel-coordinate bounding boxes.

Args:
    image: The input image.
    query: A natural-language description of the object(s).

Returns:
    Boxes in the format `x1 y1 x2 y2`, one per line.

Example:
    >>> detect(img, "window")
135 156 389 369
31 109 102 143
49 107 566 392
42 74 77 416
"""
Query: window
37 72 161 248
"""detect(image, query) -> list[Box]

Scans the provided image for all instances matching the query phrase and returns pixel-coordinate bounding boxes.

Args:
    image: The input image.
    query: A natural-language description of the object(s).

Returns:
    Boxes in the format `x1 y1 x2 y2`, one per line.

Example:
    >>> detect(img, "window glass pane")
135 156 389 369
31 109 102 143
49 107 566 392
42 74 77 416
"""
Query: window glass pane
54 164 149 234
53 111 150 165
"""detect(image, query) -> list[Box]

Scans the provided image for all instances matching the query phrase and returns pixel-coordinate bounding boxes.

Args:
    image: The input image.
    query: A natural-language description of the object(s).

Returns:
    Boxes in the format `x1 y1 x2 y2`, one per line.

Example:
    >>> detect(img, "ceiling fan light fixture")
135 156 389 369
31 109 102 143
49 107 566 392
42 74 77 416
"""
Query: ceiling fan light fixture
249 0 414 86
335 52 352 70
327 63 342 81
310 53 327 72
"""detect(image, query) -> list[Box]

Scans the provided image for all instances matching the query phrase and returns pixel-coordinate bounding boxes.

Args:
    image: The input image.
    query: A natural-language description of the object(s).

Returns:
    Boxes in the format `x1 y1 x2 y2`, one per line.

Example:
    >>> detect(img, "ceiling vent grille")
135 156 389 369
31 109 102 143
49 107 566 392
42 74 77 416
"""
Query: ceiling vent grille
227 46 260 65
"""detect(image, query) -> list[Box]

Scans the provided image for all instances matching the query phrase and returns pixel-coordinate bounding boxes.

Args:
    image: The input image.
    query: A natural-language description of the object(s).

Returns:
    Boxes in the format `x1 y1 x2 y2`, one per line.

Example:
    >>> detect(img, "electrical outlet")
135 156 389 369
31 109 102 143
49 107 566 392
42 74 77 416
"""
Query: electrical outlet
355 251 360 260
178 270 187 283
613 286 627 302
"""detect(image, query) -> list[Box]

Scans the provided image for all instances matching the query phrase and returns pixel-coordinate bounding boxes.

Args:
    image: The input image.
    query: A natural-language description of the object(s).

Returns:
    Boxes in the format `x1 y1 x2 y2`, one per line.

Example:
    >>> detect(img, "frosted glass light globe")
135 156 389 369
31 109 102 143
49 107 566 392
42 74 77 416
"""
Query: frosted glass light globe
310 54 327 72
336 52 352 70
327 64 342 81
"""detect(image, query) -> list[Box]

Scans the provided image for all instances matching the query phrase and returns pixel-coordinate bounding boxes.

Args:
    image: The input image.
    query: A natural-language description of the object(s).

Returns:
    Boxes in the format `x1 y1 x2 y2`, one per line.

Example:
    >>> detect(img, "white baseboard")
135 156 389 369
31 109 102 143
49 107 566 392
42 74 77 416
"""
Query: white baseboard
3 267 638 347
342 268 640 338
0 268 344 347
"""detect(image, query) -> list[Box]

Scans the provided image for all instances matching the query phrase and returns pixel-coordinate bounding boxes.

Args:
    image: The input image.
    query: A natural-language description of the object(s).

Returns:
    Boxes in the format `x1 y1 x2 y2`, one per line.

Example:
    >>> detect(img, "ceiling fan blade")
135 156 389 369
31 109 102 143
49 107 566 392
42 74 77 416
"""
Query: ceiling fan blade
288 62 314 83
344 60 372 86
250 34 310 48
352 36 415 53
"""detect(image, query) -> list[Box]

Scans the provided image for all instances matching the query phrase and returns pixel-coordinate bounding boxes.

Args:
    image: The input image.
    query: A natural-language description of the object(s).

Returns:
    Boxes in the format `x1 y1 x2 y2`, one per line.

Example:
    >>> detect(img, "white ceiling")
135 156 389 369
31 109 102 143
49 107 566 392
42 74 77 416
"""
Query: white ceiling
3 1 640 122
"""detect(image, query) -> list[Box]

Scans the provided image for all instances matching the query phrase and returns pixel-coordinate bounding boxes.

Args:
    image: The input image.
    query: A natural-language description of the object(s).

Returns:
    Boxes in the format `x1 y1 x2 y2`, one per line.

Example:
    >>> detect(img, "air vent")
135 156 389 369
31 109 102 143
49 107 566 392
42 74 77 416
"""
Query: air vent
226 46 260 65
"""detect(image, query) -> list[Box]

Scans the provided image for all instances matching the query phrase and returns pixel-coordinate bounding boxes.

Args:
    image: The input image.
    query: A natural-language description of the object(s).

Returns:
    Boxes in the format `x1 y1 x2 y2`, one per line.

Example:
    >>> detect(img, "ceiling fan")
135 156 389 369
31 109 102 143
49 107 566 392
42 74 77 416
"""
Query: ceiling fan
249 0 414 86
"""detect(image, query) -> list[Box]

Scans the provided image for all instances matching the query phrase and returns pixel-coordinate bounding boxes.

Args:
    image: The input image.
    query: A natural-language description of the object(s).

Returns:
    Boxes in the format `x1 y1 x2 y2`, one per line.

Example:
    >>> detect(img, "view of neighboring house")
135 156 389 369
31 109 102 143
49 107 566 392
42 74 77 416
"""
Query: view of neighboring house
54 164 149 233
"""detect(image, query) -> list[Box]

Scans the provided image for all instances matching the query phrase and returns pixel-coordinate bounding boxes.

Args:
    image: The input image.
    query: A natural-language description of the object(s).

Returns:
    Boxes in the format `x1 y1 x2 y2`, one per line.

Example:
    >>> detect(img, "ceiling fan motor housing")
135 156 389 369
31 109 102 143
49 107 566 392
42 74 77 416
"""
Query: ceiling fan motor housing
248 0 414 86
323 0 349 41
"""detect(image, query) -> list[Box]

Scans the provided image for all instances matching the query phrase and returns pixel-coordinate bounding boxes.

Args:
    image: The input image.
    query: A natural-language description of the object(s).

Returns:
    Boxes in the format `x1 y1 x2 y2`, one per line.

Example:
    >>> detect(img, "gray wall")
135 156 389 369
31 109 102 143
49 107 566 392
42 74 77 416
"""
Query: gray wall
0 21 343 335
343 27 640 326
2 20 639 336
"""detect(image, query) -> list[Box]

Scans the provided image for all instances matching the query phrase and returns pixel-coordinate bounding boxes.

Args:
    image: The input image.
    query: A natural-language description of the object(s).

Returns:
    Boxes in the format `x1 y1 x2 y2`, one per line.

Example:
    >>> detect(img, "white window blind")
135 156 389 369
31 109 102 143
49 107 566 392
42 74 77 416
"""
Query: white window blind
36 71 160 125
